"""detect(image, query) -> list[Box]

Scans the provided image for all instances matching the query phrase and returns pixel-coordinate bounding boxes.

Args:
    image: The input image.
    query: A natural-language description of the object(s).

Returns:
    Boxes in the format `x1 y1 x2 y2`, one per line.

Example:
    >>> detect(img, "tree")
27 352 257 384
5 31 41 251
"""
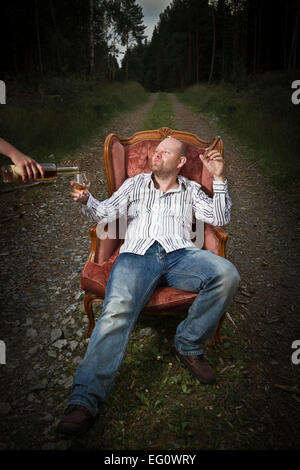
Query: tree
88 0 95 75
116 0 146 80
208 2 217 84
34 0 44 78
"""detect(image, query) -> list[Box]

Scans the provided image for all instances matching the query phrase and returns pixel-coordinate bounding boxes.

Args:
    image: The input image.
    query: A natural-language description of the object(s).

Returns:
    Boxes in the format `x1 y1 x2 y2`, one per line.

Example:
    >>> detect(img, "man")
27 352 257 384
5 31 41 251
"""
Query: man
57 137 240 436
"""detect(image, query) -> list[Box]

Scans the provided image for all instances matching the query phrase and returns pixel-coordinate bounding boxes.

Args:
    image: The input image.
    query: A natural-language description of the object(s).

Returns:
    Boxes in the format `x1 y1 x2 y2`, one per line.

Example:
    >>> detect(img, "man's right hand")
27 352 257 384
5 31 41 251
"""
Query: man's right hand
69 181 89 205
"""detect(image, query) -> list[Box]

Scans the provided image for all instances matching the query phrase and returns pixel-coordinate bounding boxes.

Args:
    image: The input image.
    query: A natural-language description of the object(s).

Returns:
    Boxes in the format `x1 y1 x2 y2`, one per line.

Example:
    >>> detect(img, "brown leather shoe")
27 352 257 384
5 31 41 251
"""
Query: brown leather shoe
57 405 94 436
172 347 216 384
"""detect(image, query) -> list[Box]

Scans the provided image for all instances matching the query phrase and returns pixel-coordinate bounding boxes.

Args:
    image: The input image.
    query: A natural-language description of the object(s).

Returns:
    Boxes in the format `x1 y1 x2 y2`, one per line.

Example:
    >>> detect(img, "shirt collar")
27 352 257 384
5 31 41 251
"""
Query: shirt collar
146 172 186 192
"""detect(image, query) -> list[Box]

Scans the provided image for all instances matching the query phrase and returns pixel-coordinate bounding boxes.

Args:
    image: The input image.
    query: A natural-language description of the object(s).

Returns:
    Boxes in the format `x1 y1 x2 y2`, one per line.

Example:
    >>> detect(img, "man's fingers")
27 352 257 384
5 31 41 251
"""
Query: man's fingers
36 162 44 178
207 150 221 158
209 155 224 161
70 188 86 202
22 164 32 181
31 163 40 180
200 153 223 163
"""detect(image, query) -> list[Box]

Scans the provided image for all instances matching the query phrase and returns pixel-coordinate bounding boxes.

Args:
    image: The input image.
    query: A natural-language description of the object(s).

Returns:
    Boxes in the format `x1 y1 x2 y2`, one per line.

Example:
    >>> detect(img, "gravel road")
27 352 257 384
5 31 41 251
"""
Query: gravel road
0 92 299 450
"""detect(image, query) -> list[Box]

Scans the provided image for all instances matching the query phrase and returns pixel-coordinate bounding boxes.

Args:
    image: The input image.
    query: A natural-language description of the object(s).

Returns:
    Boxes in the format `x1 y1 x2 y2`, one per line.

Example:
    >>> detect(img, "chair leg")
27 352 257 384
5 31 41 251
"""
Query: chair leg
214 313 226 345
83 292 96 338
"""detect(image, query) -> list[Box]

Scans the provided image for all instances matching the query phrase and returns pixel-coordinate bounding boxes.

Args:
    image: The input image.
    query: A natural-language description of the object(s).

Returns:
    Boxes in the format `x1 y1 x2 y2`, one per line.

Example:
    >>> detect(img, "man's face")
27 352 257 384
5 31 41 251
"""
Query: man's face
150 138 185 176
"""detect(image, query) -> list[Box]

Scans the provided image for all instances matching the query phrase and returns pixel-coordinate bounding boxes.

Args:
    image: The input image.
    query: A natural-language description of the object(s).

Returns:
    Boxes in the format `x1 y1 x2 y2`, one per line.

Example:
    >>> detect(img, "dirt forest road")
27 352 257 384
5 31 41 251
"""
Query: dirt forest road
0 93 299 450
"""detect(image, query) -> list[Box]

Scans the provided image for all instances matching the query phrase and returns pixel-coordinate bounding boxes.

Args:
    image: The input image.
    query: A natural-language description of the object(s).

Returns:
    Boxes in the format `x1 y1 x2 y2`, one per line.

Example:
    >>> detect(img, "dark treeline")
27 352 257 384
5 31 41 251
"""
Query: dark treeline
128 0 300 91
1 0 145 84
1 0 299 91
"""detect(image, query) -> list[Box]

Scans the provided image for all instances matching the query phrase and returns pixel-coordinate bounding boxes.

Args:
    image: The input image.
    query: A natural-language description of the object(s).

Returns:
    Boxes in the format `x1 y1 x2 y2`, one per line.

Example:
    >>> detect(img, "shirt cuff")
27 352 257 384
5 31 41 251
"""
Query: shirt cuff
213 178 228 192
84 191 94 209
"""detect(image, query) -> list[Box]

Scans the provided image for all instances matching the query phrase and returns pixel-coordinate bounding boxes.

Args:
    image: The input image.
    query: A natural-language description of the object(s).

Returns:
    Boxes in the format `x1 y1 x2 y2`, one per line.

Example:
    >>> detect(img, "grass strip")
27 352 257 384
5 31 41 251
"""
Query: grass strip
141 92 174 130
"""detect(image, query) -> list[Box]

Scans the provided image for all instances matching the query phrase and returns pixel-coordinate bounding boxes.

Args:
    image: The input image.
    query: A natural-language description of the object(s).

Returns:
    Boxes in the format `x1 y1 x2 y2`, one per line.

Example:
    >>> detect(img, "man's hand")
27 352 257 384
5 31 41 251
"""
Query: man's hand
69 181 89 205
0 137 44 181
199 149 225 181
11 153 44 181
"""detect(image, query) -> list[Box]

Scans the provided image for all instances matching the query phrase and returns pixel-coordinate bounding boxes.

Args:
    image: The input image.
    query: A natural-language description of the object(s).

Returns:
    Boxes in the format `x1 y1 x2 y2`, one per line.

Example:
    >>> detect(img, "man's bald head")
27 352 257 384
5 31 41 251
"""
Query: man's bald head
163 136 187 158
151 137 187 177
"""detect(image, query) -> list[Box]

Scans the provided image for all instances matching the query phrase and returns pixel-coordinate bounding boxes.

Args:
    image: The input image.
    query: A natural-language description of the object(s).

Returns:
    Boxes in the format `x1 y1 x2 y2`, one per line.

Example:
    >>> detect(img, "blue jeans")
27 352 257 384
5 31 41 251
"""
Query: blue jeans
68 242 240 416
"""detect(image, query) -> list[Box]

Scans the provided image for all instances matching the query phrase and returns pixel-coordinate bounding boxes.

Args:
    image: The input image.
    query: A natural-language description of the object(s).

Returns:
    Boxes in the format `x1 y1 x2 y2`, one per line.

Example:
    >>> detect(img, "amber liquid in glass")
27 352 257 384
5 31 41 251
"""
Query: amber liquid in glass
73 183 88 191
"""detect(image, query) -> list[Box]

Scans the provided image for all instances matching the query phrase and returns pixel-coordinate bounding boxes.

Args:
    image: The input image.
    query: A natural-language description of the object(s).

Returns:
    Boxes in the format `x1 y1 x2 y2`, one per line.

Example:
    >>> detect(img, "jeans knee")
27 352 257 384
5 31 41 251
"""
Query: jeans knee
225 263 240 290
214 260 240 292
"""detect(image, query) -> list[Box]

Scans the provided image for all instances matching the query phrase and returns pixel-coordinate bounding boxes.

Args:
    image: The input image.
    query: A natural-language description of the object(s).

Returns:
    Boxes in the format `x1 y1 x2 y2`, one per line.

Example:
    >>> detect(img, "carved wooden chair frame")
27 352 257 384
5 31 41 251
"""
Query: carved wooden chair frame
82 127 229 344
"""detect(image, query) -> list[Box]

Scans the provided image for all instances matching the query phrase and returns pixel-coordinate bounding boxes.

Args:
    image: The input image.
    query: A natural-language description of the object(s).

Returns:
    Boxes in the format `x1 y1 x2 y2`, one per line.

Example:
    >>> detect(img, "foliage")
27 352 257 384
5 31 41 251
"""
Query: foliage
0 79 148 164
177 74 300 199
125 0 300 91
1 0 146 81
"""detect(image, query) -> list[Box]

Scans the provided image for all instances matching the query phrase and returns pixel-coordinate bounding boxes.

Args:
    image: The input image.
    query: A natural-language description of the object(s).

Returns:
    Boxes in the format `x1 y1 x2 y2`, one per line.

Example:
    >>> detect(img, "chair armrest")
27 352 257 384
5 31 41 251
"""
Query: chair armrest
214 227 228 258
87 225 98 262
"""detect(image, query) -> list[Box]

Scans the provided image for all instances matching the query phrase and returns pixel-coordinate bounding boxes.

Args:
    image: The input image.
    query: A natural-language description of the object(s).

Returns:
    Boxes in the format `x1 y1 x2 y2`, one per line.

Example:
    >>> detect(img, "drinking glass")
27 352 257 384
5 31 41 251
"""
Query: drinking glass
72 171 90 192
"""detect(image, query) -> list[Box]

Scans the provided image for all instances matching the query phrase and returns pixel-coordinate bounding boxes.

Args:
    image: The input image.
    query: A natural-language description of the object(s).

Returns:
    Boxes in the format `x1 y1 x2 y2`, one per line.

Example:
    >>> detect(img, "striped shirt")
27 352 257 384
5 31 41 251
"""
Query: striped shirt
82 173 231 255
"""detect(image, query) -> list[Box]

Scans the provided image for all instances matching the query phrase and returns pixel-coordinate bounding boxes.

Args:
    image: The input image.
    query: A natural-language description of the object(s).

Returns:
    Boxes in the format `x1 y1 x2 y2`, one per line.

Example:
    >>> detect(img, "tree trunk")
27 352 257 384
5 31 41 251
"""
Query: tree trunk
292 0 299 72
257 0 263 73
283 1 289 70
208 7 216 84
195 28 199 82
34 0 44 78
195 7 199 83
126 36 129 81
253 0 258 75
89 0 95 75
49 0 62 70
188 31 192 84
112 34 116 81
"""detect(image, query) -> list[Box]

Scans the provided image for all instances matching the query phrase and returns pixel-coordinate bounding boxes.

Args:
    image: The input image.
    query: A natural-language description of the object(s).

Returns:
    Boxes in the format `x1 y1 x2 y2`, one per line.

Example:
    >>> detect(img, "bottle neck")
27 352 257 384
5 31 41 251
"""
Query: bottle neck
56 166 80 174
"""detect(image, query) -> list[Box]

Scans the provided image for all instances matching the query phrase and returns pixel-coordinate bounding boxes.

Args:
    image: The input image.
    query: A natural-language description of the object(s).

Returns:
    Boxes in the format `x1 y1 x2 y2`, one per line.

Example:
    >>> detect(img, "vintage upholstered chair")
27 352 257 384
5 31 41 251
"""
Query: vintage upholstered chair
80 127 229 344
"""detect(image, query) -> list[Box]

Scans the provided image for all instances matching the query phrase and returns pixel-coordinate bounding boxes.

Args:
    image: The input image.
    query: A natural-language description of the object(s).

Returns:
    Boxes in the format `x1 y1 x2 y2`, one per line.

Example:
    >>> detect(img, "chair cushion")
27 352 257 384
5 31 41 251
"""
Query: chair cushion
80 258 197 308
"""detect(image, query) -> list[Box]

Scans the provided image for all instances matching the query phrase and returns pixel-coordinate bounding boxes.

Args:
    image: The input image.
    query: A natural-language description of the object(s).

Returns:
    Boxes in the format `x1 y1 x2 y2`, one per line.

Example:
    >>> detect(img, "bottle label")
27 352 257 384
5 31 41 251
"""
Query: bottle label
12 165 23 179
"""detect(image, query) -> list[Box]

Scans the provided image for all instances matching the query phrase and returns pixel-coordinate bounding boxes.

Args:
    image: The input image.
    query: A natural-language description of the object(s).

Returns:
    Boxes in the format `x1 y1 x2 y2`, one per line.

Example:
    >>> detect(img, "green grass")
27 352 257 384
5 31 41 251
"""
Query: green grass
0 77 149 167
63 303 274 451
141 92 174 130
176 73 300 201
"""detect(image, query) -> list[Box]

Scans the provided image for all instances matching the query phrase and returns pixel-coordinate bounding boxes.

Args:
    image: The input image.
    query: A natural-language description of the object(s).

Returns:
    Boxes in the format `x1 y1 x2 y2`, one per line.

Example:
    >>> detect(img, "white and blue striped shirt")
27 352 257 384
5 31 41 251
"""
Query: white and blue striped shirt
82 173 231 255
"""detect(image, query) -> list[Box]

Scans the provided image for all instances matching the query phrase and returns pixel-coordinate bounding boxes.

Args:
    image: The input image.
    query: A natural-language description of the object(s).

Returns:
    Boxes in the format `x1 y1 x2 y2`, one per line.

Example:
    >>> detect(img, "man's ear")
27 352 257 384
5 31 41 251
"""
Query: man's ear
177 156 187 169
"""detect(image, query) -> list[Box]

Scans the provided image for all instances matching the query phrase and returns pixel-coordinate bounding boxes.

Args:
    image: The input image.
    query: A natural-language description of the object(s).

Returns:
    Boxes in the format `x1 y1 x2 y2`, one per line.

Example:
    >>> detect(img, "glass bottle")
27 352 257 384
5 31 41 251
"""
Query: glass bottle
1 163 80 183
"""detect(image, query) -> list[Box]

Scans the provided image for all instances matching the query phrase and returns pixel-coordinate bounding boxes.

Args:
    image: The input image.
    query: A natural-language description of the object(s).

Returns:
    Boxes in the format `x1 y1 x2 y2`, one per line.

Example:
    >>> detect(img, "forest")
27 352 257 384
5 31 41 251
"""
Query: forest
1 1 300 452
1 0 299 90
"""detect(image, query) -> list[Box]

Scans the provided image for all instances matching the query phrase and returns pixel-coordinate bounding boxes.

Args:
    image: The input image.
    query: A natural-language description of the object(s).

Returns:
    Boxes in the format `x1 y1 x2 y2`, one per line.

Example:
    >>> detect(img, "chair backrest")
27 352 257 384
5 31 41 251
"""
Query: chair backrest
95 127 224 263
104 127 223 197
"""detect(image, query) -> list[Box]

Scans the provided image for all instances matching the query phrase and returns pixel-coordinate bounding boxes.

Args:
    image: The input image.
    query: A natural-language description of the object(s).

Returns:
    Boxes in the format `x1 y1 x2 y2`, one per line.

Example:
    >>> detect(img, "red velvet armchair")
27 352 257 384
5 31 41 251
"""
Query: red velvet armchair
80 127 229 344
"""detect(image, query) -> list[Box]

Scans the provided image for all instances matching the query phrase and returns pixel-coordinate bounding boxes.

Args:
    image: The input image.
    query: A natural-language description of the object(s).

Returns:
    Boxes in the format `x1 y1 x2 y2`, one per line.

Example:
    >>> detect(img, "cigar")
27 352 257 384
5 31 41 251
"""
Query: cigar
206 136 221 152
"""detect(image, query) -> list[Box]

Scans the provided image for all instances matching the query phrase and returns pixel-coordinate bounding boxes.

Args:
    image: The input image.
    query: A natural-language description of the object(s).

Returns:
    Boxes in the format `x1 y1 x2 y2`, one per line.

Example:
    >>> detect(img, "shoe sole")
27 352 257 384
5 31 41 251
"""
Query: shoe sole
57 422 93 436
172 347 216 385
